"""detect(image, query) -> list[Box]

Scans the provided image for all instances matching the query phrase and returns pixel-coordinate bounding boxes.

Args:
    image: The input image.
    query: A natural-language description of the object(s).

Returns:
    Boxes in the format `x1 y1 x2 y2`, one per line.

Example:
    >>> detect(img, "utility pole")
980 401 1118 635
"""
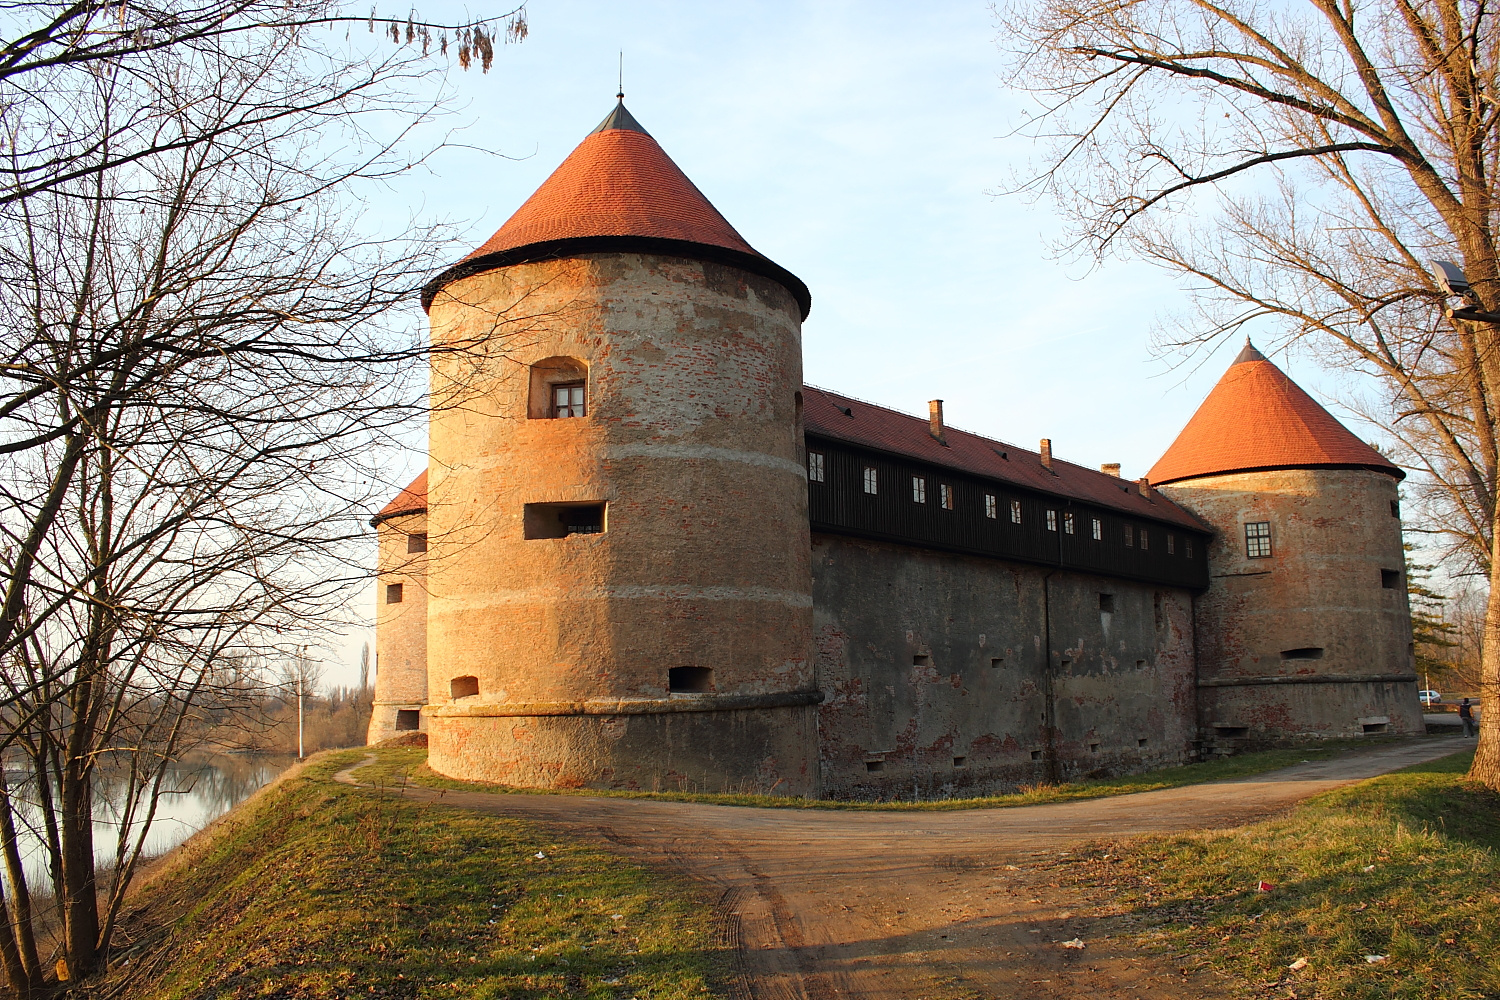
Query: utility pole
297 645 306 760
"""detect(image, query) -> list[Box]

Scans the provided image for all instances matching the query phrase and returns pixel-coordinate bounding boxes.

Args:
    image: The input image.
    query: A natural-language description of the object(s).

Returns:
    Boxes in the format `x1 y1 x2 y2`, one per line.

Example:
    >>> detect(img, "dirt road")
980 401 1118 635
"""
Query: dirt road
359 738 1462 1000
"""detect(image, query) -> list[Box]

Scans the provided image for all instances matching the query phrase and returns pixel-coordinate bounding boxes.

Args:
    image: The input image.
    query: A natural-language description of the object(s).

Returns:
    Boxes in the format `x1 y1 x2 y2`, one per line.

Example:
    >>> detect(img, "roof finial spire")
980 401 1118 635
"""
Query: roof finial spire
1233 337 1266 365
617 51 624 101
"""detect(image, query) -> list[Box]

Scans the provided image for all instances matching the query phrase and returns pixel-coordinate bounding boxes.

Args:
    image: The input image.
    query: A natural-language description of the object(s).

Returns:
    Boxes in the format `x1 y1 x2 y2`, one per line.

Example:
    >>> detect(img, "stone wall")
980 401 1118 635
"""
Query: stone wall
367 509 429 744
810 533 1198 799
1161 468 1424 744
421 253 818 794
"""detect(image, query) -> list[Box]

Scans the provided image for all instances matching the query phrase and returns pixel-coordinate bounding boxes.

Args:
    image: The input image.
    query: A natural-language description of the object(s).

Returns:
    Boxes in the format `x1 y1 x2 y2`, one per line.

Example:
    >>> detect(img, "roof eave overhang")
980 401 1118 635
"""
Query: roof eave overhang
803 429 1210 534
370 505 427 528
1151 462 1405 487
421 235 812 320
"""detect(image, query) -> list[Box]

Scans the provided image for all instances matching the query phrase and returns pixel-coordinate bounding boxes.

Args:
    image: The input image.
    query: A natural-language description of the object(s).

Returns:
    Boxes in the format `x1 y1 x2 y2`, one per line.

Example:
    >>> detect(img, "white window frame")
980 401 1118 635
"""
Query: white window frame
1010 499 1022 524
1091 517 1102 541
985 494 997 519
912 476 927 504
808 451 825 483
1045 509 1058 532
863 466 878 495
1063 512 1075 535
1124 524 1134 547
939 483 953 509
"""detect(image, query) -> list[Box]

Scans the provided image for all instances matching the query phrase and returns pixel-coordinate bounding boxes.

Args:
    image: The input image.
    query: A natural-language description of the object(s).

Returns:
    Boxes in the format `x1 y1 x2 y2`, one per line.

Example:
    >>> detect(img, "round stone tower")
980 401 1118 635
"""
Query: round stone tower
417 101 819 794
1150 342 1424 747
366 472 429 745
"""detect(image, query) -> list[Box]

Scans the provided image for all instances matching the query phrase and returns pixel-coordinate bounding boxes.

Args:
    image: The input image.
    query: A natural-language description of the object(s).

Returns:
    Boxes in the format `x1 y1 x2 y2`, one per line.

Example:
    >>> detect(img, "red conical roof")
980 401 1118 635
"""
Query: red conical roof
1148 343 1401 485
423 102 809 317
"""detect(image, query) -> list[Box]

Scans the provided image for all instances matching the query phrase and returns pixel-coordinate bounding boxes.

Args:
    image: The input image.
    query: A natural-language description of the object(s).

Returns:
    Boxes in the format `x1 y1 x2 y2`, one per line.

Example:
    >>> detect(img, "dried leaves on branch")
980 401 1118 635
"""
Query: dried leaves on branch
1000 0 1500 789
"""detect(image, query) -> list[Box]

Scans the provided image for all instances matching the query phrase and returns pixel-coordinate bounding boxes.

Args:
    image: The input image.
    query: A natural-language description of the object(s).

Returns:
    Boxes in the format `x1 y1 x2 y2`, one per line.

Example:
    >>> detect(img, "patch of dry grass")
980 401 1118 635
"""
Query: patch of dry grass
1065 751 1497 999
114 750 726 999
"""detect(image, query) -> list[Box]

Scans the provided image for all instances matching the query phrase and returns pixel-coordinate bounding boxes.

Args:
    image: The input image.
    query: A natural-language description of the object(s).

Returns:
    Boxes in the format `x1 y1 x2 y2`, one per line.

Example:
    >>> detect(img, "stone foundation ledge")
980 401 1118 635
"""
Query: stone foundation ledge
428 690 824 718
1197 672 1418 687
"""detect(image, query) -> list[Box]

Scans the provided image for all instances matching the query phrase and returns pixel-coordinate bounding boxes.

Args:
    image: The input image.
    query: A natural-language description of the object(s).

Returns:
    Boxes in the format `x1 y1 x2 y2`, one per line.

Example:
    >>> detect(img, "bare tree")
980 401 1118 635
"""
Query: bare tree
0 5 527 993
0 2 526 207
1001 0 1500 787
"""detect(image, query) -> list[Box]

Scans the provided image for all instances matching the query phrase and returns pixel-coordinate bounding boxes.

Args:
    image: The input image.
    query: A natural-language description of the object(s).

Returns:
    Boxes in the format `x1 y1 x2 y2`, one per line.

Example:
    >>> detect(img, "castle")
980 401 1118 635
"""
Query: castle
367 101 1424 798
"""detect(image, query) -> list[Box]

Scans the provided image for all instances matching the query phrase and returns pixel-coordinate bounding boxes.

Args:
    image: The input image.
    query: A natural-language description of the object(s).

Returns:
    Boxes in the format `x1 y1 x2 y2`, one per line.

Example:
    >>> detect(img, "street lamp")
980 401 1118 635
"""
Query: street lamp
1431 259 1500 321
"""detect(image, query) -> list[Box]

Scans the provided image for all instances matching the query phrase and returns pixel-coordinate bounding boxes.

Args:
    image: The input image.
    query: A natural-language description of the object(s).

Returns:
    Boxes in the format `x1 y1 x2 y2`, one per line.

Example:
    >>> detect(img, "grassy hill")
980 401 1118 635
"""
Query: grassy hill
111 749 726 999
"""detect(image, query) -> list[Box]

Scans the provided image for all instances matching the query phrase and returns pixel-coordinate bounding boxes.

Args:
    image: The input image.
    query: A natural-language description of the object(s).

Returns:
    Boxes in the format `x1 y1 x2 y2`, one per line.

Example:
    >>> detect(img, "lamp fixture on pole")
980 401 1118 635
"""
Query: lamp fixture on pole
1431 259 1500 321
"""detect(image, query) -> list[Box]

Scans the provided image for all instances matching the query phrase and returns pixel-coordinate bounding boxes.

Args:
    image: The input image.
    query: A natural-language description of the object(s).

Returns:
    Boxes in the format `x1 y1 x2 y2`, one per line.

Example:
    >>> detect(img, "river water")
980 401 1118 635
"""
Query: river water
4 752 295 889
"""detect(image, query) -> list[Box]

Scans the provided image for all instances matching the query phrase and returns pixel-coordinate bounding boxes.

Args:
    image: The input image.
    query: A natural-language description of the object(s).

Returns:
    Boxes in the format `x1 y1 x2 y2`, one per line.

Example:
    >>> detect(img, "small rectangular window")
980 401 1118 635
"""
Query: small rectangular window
808 452 825 483
1091 517 1102 541
1186 539 1194 559
407 532 428 554
1098 593 1115 613
669 666 714 693
863 466 878 494
1010 499 1022 524
1245 521 1272 558
524 501 606 539
386 582 404 604
939 483 953 509
1140 529 1149 551
552 381 586 418
912 476 927 503
1124 524 1134 547
1046 509 1058 531
395 709 420 731
1381 569 1400 589
1063 512 1075 534
985 494 997 519
1167 533 1175 555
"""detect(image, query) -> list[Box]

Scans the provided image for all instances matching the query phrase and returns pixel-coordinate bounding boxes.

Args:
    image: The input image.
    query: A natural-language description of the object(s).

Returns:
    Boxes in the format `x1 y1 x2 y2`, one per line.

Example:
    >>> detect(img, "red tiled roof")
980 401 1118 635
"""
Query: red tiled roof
372 470 427 525
803 387 1209 531
1147 343 1401 486
462 113 756 261
423 102 810 317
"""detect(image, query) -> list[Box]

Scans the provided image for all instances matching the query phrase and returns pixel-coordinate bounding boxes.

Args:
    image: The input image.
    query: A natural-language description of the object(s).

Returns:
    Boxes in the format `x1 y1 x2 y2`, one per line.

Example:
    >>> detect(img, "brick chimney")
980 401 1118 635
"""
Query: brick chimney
1040 438 1053 471
1101 462 1121 477
928 399 947 445
1137 476 1151 497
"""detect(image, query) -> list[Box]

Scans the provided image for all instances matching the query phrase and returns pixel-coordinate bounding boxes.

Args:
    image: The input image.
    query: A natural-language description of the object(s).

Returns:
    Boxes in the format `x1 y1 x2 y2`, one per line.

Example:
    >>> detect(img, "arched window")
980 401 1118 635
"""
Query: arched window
528 357 589 419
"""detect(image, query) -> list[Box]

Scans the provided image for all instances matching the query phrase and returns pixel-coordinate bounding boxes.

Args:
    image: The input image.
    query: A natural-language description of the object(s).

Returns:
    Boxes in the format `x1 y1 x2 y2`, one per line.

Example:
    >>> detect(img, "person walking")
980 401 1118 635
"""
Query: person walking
1459 697 1476 738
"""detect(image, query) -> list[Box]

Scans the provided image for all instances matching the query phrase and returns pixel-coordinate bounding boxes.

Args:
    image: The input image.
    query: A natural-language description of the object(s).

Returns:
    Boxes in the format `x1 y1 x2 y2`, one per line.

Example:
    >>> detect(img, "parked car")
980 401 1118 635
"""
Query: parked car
1419 690 1443 707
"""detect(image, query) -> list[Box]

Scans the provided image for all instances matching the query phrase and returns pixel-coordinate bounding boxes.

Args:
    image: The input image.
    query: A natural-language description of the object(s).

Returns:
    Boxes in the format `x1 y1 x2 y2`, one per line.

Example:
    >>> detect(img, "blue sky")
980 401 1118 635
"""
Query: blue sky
330 0 1381 688
389 0 1270 472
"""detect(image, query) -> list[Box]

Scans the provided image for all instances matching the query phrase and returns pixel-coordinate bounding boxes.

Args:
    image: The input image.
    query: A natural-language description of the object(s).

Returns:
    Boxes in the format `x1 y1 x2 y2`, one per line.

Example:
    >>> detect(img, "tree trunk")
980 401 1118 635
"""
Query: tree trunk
0 769 43 992
1469 525 1500 787
0 888 33 999
59 677 99 980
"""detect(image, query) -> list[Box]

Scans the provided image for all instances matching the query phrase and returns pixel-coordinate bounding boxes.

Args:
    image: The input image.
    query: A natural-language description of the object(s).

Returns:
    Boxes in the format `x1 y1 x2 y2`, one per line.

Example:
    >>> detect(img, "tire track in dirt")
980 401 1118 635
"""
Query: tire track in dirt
372 738 1462 999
